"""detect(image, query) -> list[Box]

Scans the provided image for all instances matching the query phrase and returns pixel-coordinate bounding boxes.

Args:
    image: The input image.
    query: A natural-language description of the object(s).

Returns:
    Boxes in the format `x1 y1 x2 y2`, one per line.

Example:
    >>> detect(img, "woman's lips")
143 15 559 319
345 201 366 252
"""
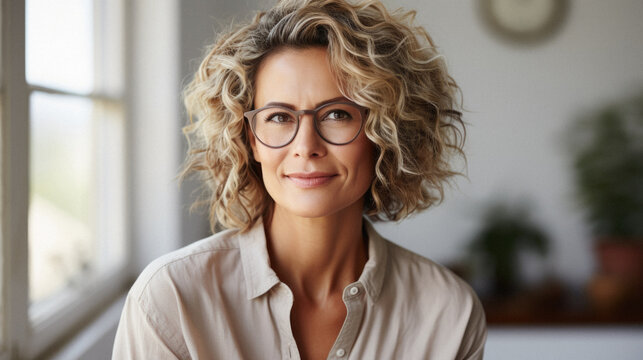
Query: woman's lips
285 172 337 188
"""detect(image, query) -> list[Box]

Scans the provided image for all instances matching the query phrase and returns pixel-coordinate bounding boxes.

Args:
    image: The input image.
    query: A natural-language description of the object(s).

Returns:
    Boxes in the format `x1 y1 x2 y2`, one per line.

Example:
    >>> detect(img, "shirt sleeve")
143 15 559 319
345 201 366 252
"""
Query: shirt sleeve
456 291 488 360
112 292 185 360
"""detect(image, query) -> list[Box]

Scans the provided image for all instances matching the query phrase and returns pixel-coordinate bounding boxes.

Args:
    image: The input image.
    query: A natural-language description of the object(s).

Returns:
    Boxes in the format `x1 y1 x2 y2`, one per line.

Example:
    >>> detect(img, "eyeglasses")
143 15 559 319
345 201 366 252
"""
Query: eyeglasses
245 101 368 148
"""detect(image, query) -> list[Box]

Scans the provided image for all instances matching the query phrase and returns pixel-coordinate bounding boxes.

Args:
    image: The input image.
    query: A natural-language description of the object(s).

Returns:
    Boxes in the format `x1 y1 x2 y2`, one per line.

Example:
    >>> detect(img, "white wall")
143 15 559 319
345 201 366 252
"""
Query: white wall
129 0 182 272
373 0 643 287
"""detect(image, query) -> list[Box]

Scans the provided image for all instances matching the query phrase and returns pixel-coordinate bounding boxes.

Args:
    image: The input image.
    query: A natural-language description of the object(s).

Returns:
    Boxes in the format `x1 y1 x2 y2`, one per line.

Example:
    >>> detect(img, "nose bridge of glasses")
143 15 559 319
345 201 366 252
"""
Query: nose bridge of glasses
295 109 318 122
293 109 320 142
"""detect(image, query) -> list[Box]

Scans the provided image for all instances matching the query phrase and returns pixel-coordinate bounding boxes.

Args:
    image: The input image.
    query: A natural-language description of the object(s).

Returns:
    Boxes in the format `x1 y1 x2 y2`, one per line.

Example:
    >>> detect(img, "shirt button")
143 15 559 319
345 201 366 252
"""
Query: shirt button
336 348 346 357
349 286 359 295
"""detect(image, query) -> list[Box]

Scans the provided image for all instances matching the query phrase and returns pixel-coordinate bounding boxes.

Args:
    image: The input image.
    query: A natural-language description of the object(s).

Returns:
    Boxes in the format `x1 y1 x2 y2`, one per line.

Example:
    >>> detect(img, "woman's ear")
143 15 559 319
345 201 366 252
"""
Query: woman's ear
248 129 261 163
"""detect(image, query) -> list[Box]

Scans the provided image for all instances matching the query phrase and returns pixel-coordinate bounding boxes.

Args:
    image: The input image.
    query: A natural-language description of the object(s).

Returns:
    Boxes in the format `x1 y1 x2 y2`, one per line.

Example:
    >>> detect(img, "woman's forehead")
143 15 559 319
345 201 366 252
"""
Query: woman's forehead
253 47 343 109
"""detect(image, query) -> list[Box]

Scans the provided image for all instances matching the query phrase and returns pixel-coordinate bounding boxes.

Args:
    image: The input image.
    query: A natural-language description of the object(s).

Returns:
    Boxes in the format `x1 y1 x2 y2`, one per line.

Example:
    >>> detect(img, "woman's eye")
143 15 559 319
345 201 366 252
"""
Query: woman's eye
266 113 294 123
323 110 351 121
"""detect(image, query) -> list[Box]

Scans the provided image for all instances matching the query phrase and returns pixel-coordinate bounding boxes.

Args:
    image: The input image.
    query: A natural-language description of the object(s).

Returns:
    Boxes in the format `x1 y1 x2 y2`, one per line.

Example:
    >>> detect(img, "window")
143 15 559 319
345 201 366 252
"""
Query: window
1 0 128 358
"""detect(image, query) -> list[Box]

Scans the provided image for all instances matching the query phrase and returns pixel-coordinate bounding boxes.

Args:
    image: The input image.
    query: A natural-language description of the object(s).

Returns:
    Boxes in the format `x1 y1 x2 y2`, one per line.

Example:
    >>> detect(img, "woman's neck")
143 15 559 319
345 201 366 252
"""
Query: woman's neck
265 201 368 305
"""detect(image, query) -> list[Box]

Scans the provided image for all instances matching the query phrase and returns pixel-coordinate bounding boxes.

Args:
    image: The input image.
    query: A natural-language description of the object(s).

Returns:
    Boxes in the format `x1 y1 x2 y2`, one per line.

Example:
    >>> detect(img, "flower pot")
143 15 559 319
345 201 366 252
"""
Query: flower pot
589 239 643 312
596 239 643 284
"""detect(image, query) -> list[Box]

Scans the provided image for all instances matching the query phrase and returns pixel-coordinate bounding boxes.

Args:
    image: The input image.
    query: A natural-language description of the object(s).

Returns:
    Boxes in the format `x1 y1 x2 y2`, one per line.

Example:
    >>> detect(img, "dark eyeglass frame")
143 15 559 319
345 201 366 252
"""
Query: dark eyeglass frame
244 101 369 148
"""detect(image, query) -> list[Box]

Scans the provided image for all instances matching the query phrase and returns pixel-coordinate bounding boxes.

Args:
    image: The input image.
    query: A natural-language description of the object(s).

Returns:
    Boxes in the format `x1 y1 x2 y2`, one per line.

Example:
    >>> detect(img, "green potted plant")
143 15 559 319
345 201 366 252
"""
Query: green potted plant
568 91 643 309
468 201 549 297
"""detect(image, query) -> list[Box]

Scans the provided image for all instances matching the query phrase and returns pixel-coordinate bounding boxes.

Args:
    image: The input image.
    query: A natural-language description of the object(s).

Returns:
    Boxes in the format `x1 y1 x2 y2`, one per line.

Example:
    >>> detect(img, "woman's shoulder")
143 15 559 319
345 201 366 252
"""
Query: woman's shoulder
380 238 486 345
380 239 487 358
382 238 480 306
128 227 243 303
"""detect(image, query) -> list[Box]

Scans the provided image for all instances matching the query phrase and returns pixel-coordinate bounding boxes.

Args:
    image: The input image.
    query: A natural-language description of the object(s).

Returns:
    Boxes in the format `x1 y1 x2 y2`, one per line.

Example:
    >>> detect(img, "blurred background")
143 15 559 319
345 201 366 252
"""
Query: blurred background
2 0 641 359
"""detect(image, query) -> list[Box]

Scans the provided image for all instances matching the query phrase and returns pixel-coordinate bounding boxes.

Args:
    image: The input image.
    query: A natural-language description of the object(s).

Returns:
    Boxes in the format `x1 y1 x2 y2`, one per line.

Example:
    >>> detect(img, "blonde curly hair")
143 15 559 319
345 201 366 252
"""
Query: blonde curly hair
181 0 465 233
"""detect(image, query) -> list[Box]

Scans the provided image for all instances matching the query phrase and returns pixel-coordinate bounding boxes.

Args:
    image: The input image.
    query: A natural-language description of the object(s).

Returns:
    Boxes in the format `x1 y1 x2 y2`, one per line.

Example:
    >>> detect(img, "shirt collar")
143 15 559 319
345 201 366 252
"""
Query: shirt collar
238 218 281 300
360 219 388 303
238 217 388 303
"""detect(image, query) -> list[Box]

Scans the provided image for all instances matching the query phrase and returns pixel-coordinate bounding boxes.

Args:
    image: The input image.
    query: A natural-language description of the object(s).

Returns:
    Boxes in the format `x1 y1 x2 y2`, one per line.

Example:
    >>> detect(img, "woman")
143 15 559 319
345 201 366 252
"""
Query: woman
113 0 486 359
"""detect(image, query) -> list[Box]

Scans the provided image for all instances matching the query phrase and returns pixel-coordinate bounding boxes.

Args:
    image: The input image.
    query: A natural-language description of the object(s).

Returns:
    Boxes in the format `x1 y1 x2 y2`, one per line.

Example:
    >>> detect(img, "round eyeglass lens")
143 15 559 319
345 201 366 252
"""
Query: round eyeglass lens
315 103 363 144
252 107 298 147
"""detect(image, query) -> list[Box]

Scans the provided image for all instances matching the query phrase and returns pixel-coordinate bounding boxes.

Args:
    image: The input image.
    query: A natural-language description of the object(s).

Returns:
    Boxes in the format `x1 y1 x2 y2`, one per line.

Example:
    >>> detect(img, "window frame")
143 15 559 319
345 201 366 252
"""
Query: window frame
0 0 130 358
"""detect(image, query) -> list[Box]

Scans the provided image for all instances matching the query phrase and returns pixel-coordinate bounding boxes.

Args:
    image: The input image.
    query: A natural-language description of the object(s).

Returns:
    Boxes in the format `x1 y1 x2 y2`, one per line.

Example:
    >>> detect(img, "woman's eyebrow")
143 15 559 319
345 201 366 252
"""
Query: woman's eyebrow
263 96 349 109
314 96 349 107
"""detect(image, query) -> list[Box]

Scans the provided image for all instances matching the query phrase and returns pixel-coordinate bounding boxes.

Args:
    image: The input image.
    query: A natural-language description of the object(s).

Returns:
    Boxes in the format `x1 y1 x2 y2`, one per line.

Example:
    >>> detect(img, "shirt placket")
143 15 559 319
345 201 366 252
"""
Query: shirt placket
327 282 366 360
270 282 301 360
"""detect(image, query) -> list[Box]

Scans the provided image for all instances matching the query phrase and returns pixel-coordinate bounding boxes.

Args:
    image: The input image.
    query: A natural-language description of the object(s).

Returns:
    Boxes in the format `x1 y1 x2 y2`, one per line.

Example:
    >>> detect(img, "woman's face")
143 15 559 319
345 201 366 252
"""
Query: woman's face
250 46 375 219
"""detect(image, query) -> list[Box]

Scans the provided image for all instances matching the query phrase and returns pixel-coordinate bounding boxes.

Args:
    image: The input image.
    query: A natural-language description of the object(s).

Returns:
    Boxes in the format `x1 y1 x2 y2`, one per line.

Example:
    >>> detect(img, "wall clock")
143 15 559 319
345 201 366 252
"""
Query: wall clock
480 0 569 45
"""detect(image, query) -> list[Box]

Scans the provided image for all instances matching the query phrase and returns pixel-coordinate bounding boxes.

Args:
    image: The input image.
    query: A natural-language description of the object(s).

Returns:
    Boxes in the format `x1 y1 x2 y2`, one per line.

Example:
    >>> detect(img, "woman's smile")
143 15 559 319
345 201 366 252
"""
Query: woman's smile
285 171 338 188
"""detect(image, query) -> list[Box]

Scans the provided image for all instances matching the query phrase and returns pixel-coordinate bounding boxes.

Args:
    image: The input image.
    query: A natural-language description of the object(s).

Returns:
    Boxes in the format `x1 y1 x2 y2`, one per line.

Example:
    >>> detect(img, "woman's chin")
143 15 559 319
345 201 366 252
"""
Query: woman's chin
272 195 364 220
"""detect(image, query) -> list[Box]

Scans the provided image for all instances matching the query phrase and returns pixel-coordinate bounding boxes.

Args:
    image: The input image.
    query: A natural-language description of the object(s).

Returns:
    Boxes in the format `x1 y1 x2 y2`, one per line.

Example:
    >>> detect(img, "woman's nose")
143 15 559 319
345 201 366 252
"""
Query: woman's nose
291 114 327 158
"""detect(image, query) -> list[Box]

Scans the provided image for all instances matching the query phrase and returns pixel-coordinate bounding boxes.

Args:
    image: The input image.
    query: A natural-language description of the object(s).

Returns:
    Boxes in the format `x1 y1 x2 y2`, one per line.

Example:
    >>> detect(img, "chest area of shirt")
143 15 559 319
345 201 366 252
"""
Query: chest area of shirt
290 296 347 360
268 282 368 360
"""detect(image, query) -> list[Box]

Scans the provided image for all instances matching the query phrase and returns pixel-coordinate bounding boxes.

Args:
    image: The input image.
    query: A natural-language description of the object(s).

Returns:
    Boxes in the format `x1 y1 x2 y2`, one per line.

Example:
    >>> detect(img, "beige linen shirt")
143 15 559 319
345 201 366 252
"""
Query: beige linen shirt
113 219 486 359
